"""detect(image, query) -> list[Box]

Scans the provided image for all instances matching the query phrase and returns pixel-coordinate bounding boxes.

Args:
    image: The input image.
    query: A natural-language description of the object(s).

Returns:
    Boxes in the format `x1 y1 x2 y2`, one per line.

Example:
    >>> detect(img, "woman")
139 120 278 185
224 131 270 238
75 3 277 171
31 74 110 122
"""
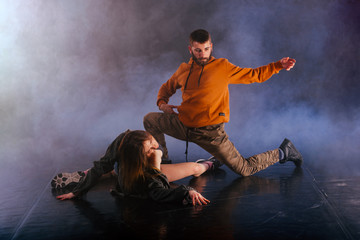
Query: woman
54 130 220 205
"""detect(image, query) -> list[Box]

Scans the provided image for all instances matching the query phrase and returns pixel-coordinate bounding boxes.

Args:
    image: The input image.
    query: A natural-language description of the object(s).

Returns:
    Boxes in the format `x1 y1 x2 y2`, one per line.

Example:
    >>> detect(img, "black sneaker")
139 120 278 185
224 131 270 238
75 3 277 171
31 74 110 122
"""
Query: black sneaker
51 171 86 189
196 156 223 170
279 138 303 167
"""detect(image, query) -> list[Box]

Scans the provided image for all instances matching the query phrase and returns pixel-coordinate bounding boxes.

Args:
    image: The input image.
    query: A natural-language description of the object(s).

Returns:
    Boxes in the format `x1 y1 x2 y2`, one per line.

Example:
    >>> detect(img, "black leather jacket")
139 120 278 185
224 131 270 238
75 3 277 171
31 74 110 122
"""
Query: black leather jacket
111 168 193 204
72 130 193 205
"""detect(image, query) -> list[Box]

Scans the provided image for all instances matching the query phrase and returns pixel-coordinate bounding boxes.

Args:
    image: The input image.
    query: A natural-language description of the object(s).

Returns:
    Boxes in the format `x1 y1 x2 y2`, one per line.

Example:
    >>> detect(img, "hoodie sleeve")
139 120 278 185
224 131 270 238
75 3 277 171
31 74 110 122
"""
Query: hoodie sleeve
156 64 186 107
226 60 284 84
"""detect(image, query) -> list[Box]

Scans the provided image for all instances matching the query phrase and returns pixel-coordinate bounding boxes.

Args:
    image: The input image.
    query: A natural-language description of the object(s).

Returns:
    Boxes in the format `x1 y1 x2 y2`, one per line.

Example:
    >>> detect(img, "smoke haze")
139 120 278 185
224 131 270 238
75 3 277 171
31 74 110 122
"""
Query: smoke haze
0 0 359 177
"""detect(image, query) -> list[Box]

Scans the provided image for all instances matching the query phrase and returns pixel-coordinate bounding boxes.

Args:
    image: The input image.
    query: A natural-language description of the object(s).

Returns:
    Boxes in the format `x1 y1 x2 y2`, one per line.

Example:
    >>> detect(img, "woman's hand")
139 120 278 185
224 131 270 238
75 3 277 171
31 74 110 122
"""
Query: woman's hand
189 190 210 206
153 149 163 159
56 192 76 200
148 149 163 169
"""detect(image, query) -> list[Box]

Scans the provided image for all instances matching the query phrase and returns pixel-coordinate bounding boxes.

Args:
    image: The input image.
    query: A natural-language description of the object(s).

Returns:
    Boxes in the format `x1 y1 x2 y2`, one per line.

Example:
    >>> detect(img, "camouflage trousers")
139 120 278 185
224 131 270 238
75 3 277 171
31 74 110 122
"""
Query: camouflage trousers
143 112 279 176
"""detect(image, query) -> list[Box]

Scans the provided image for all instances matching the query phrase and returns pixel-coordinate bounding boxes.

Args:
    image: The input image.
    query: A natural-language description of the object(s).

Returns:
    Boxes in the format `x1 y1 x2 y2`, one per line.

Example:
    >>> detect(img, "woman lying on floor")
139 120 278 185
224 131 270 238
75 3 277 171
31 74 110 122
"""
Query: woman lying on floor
52 130 221 206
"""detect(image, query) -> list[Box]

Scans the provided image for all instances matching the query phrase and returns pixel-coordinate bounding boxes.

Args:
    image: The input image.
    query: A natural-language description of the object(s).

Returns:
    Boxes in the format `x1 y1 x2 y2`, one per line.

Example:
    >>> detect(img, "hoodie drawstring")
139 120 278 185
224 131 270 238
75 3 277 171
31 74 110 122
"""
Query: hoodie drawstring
185 128 189 162
184 61 205 90
184 61 194 90
198 65 204 87
183 61 205 161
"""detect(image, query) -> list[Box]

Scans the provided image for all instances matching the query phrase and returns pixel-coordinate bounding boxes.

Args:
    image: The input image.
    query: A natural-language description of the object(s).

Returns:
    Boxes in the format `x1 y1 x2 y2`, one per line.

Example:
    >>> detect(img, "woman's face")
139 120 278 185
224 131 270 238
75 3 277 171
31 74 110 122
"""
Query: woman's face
143 136 159 157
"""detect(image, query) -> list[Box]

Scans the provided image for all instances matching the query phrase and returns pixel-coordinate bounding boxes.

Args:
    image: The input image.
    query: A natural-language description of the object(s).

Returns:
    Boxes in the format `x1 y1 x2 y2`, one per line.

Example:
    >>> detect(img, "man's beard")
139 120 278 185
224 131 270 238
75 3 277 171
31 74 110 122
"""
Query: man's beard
192 51 213 66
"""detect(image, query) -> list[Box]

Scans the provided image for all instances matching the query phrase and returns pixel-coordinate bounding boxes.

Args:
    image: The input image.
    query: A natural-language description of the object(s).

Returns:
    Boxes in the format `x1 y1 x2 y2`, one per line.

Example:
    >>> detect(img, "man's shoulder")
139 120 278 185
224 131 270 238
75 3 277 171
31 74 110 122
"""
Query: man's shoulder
209 57 232 67
173 61 191 74
211 57 230 63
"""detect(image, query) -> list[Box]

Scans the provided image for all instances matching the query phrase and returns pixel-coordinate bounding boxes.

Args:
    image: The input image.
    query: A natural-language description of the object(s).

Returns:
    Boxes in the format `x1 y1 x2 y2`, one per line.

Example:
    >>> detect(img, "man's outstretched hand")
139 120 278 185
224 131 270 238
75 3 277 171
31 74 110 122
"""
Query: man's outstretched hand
280 57 296 71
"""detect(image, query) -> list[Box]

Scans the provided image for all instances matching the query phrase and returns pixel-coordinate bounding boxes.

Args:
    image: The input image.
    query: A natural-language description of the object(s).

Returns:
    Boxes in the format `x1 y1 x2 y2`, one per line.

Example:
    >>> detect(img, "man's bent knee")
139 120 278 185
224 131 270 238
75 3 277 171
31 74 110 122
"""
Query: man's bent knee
143 112 160 131
143 112 157 123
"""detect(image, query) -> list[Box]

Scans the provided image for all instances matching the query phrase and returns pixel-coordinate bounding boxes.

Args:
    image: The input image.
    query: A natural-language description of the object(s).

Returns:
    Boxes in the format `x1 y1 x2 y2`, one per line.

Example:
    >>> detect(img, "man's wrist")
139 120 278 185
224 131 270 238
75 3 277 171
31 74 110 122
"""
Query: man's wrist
159 102 168 111
275 60 284 70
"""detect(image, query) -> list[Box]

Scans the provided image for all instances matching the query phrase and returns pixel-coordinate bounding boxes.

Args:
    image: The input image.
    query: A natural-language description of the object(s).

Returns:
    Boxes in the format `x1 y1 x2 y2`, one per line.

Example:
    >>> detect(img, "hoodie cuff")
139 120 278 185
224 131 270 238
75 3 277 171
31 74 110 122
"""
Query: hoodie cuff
157 99 167 106
157 100 167 109
275 60 284 71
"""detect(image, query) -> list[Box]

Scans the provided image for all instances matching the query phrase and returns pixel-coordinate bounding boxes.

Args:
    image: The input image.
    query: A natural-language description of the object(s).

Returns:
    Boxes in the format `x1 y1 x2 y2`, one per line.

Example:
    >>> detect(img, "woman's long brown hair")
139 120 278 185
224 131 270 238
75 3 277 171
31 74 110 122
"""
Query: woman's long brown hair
118 130 152 193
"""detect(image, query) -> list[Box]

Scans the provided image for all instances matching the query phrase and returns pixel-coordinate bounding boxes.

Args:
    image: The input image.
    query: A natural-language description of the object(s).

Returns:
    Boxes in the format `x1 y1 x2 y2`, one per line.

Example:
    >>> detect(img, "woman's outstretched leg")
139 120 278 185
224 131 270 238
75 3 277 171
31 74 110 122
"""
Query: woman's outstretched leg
160 157 221 182
160 162 208 182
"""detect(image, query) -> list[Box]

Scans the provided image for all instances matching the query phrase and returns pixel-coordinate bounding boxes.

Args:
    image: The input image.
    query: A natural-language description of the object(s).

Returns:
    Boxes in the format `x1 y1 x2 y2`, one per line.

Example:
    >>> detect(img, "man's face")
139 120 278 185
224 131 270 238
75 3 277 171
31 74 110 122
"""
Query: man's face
188 40 213 66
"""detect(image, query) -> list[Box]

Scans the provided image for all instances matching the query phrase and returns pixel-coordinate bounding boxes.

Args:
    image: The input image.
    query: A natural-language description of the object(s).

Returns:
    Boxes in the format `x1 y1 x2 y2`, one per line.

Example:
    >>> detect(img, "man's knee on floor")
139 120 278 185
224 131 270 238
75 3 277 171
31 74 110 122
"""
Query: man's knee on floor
240 171 252 177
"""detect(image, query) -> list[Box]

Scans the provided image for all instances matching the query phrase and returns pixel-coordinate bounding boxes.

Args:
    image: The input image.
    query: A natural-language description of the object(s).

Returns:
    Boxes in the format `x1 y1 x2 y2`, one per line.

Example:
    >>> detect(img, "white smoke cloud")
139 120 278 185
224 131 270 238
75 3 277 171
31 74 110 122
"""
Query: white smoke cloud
0 0 359 177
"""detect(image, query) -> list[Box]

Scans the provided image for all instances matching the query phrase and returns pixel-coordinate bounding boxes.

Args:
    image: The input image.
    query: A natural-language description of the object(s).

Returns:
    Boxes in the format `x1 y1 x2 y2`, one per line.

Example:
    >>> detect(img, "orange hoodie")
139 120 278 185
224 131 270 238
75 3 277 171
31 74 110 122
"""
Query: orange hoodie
157 57 283 128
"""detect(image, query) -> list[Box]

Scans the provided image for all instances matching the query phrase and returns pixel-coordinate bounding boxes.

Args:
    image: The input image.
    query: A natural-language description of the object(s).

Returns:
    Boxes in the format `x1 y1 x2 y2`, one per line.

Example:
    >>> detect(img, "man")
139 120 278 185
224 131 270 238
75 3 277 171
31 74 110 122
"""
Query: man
143 29 302 176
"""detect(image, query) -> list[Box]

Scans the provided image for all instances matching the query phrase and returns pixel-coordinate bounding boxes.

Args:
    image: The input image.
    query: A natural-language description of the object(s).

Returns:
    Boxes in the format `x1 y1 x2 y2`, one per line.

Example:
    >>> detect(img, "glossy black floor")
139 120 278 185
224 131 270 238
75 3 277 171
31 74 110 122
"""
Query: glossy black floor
1 161 359 240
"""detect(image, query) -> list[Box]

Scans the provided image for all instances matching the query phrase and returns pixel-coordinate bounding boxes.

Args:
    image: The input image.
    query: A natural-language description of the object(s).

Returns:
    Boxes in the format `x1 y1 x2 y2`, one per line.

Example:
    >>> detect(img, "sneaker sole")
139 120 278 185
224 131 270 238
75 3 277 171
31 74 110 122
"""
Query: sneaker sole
51 171 85 189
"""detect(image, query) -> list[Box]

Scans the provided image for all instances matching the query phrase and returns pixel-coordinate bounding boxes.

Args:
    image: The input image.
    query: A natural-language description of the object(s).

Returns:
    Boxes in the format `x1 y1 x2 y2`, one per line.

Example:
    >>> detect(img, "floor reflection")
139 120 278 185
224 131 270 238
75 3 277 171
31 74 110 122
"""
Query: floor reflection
5 165 359 240
63 167 306 239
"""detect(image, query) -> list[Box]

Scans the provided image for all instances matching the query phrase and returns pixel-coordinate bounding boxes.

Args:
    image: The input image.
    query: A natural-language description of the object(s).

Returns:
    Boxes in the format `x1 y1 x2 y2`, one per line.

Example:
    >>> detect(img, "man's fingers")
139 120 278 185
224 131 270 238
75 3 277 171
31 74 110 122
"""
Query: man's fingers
282 57 296 71
169 105 179 115
162 104 179 114
281 57 296 64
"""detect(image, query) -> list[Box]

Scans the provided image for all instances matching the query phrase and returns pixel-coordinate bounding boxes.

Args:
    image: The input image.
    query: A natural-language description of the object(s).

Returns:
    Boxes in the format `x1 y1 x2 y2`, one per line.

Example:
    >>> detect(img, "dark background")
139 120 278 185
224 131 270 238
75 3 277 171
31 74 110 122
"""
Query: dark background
0 1 359 235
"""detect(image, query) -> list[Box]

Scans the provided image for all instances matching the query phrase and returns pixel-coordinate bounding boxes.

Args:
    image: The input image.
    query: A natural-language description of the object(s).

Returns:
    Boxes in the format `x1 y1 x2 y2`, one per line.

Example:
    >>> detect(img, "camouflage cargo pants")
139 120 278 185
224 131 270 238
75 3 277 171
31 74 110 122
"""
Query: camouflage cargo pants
143 112 279 176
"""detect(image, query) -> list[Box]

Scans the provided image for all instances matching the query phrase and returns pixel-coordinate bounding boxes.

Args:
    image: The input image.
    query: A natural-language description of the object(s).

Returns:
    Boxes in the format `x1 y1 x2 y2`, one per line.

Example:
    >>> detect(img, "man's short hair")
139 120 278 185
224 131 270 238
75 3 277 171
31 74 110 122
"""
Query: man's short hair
189 29 211 44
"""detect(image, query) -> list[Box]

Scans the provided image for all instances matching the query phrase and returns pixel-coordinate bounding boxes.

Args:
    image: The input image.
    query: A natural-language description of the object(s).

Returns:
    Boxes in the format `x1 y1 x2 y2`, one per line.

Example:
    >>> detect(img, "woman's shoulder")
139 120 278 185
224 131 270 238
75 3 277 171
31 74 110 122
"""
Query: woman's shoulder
146 167 165 178
145 168 170 188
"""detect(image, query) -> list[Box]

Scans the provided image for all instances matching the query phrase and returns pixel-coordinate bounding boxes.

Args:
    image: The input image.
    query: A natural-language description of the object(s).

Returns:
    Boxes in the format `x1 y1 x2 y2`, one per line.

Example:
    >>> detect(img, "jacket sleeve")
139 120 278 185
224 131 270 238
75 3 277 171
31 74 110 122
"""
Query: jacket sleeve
156 65 184 107
146 174 193 204
72 130 130 196
227 60 283 84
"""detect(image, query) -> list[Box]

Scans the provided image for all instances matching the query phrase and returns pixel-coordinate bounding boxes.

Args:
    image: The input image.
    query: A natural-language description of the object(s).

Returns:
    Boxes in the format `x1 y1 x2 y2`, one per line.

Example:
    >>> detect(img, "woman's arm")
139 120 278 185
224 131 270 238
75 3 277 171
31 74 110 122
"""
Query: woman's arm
56 130 129 200
146 171 210 206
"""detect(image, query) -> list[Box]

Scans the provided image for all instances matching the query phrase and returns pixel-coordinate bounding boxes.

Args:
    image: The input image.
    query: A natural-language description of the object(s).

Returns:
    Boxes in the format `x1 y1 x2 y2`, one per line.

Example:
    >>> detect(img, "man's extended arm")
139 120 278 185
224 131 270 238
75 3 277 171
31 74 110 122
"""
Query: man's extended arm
228 57 296 84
